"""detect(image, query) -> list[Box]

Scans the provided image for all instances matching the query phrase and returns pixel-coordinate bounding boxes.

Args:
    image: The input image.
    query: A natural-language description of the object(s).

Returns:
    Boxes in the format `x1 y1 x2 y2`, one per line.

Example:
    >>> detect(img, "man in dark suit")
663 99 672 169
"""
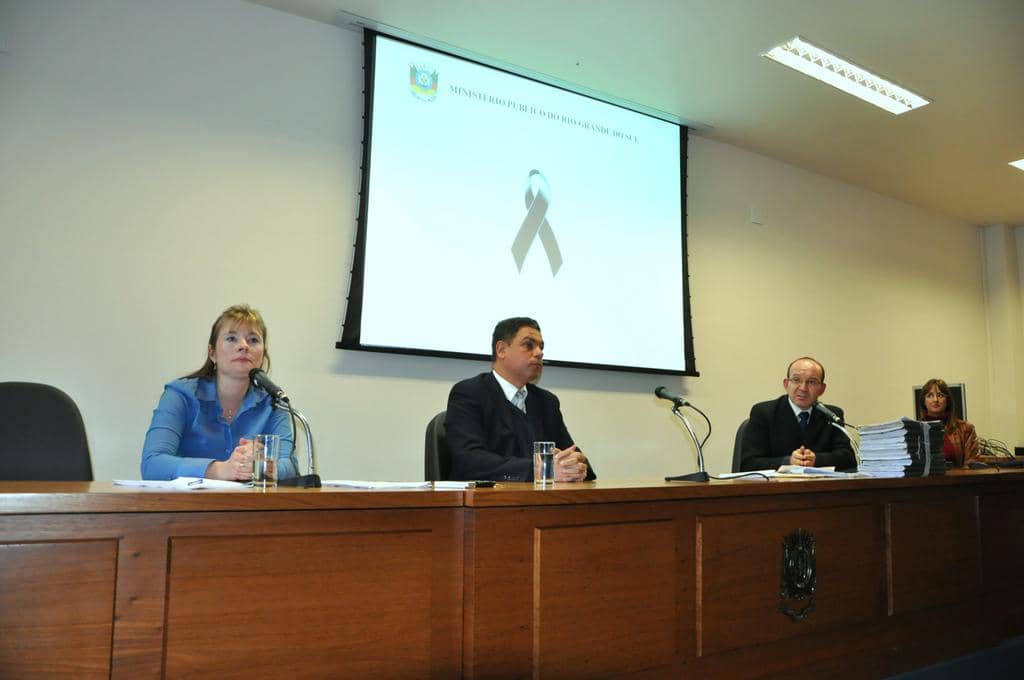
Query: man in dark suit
739 356 856 471
445 317 595 482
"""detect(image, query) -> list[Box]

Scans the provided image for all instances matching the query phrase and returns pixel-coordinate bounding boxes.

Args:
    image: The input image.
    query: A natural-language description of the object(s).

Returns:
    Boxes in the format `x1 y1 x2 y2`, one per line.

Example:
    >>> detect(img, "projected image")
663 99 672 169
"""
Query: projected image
342 32 695 375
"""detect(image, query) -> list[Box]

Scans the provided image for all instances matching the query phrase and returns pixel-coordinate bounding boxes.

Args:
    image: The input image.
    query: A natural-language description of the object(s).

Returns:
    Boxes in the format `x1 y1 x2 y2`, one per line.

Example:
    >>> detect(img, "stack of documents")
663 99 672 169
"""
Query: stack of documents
857 420 913 477
902 419 947 476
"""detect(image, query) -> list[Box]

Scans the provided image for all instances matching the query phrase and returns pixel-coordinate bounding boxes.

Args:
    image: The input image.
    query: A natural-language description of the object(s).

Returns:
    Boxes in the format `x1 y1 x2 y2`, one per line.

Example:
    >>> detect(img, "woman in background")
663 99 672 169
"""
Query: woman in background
141 304 296 480
918 378 979 468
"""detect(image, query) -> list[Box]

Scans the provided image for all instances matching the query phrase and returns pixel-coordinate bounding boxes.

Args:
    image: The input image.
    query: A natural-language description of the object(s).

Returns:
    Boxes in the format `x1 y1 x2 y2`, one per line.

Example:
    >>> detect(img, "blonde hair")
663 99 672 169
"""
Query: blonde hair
184 304 270 379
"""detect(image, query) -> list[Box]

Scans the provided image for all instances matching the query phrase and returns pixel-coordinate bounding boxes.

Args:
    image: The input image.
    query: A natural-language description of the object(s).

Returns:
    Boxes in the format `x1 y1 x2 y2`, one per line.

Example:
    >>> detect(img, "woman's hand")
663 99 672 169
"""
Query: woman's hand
205 438 254 481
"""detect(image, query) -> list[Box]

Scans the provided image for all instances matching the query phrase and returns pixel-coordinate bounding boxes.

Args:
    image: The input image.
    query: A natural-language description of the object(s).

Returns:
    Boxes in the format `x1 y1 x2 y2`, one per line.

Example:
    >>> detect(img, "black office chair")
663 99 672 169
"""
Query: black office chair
731 419 749 473
0 382 94 481
424 411 450 481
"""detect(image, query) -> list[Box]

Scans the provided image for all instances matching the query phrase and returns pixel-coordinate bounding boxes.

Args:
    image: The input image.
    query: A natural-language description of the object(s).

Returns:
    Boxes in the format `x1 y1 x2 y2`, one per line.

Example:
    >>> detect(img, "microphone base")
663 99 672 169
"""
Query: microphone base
665 471 710 483
278 474 322 488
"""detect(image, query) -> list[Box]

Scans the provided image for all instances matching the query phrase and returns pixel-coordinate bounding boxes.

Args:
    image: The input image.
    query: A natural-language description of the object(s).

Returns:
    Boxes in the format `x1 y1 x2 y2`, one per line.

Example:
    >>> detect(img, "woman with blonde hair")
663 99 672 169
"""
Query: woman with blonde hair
141 304 297 480
918 378 979 468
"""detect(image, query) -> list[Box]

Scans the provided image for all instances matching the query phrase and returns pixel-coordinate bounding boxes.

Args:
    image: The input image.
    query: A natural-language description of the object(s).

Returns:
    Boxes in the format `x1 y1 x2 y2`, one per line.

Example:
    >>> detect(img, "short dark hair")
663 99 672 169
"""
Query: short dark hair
786 356 825 382
491 317 540 361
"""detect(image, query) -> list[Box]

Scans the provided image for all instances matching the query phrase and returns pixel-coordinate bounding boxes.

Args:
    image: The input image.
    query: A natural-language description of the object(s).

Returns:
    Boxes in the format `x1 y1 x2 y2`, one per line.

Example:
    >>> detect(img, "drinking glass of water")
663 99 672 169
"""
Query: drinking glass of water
533 441 556 486
250 434 280 489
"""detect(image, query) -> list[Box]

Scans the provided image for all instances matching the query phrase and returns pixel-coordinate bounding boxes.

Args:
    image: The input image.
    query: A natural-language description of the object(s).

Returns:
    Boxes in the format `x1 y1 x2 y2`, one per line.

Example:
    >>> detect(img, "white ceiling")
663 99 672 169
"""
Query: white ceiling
249 0 1024 226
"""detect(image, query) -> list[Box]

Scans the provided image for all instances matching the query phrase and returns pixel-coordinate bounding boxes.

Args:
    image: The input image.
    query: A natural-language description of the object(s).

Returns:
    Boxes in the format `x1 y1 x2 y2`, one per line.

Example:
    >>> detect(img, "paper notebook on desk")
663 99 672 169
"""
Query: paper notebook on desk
718 466 864 480
775 465 851 478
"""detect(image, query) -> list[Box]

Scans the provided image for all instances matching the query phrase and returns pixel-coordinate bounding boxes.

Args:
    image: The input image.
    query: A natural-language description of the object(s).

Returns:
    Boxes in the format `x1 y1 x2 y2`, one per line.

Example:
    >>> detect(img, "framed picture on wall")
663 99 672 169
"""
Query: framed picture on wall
912 383 966 420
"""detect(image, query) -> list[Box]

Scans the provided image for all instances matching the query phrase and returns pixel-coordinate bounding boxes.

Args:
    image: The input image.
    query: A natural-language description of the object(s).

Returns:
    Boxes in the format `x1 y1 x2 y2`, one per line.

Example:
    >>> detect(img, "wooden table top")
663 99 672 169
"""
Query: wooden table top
1 468 1021 513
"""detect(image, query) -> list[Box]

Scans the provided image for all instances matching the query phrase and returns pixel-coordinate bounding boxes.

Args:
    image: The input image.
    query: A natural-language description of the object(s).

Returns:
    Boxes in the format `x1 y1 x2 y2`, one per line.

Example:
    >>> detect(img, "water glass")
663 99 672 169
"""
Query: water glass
533 441 556 486
251 434 280 489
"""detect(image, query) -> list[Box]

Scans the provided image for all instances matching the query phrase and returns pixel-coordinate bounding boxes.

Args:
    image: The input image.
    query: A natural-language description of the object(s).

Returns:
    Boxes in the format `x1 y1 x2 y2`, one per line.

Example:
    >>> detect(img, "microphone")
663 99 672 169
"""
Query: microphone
249 368 289 403
655 386 690 408
814 401 842 425
656 387 710 483
251 370 320 488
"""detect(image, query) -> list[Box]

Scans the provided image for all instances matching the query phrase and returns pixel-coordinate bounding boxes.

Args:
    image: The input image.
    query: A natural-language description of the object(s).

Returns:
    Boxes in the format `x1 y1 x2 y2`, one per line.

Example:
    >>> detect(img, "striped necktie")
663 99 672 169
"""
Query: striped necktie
798 411 810 431
512 387 527 413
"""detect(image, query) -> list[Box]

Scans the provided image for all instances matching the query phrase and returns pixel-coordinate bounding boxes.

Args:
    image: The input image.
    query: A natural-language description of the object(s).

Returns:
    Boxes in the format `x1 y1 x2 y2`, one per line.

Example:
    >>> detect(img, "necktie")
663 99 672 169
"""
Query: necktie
798 411 809 431
512 387 527 413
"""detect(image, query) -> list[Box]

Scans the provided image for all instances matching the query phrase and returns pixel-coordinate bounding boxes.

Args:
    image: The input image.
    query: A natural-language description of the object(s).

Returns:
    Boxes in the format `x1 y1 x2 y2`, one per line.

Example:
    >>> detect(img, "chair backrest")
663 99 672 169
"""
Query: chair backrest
0 382 94 481
424 411 450 481
731 418 750 473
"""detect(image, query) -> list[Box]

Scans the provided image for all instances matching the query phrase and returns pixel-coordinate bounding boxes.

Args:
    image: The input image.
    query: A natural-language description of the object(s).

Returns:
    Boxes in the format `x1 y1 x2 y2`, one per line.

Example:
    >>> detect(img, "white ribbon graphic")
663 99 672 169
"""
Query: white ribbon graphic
511 170 562 275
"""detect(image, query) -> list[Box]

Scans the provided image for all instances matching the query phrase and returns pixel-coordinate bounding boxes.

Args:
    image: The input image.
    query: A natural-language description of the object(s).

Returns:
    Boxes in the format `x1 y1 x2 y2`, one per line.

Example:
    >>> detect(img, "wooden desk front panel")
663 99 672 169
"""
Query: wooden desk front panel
697 501 886 657
464 494 890 680
0 536 117 678
463 482 1016 680
464 501 694 679
979 489 1024 638
3 475 1024 679
0 512 175 678
0 507 463 679
888 489 980 615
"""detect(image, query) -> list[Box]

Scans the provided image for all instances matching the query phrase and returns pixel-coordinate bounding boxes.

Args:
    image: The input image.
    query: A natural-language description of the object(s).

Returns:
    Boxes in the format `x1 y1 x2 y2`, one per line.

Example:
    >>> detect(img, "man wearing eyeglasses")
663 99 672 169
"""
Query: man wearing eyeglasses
738 356 856 471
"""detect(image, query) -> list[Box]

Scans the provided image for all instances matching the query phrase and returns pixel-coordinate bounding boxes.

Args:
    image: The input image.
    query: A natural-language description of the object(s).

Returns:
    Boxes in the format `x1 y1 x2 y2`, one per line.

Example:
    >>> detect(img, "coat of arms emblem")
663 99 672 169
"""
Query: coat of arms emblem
779 528 816 621
409 65 439 101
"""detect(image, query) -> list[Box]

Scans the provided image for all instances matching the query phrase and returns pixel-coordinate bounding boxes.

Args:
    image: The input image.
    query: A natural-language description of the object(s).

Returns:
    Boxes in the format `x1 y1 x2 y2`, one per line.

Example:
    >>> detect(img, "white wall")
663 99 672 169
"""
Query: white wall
981 225 1024 448
0 0 996 481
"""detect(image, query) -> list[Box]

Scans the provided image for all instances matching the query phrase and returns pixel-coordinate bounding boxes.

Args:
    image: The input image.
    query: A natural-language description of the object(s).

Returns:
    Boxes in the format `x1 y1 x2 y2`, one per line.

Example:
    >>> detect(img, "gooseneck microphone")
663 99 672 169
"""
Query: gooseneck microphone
248 368 320 487
813 401 842 426
249 368 289 403
655 387 710 483
814 401 855 447
654 386 689 408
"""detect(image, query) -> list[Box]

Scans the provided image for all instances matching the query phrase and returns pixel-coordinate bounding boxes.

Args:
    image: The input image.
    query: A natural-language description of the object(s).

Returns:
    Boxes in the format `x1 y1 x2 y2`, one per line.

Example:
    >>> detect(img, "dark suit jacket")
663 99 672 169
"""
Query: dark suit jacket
740 395 856 471
445 372 596 482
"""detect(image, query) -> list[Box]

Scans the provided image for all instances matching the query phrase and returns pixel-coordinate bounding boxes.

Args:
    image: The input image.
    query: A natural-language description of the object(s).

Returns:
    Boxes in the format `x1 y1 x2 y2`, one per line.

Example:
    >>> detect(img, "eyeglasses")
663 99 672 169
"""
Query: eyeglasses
787 378 822 388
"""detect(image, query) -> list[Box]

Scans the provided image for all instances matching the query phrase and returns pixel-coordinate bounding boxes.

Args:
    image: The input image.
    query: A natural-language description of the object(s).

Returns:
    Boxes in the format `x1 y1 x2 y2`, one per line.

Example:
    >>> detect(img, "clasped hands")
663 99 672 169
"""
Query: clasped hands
206 438 258 481
554 445 588 482
789 446 816 467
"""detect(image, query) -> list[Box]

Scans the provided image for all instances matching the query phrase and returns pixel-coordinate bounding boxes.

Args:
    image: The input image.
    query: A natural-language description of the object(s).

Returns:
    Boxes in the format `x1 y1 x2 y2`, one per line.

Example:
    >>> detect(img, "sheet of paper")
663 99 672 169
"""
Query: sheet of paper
320 480 433 490
775 465 866 478
113 477 249 490
432 481 474 489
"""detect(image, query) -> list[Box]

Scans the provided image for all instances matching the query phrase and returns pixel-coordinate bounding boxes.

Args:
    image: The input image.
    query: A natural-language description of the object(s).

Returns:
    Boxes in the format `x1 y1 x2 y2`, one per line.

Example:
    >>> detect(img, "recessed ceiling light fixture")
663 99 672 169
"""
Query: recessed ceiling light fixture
1010 159 1024 172
763 36 929 115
